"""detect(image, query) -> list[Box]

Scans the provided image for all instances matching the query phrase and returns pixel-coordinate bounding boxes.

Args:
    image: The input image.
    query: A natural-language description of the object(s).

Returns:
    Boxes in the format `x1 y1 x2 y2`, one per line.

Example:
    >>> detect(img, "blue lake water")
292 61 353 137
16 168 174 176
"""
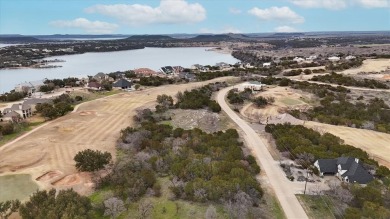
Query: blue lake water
0 47 238 93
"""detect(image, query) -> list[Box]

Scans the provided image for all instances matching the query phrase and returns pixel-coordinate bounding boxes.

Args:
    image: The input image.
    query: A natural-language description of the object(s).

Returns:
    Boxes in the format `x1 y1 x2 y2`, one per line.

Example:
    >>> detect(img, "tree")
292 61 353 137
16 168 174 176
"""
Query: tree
75 96 83 101
104 197 125 219
1 123 14 135
138 200 153 219
376 166 390 178
74 149 112 172
55 102 73 116
253 96 269 108
0 200 20 219
205 205 217 219
19 189 92 219
134 84 141 90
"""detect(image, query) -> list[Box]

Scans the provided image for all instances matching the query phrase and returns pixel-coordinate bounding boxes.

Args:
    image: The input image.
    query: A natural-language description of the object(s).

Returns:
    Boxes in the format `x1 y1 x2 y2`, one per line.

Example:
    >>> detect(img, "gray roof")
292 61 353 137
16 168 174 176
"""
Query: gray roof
113 79 132 88
337 157 355 170
3 111 21 118
342 161 373 184
317 159 337 173
10 103 31 111
24 98 51 105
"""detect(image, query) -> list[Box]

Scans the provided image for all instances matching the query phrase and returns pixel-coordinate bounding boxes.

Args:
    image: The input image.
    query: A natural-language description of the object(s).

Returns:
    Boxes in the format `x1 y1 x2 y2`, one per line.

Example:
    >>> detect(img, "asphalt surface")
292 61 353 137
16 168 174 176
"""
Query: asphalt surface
217 86 309 219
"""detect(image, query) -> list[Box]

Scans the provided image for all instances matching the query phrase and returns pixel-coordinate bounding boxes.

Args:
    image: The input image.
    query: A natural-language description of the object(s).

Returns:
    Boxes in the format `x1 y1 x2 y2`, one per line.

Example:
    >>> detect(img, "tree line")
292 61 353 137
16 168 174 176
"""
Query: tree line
311 72 389 89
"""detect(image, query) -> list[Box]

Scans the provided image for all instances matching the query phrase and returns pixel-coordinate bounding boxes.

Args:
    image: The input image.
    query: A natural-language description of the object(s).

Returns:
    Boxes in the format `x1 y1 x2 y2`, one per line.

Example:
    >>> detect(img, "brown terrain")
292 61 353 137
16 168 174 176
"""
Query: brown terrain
0 77 237 195
241 86 390 168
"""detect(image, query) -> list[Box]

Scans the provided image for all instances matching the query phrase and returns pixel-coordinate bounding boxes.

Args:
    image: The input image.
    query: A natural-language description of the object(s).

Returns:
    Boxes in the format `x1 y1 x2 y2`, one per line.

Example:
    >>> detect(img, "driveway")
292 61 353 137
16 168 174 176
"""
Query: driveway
217 86 308 219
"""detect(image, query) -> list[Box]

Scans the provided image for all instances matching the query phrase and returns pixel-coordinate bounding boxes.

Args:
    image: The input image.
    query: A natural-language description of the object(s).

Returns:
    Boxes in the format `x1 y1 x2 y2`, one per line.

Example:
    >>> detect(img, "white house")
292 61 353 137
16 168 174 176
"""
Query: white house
263 62 271 68
306 55 317 61
293 57 305 63
345 55 356 60
328 56 341 62
238 81 263 92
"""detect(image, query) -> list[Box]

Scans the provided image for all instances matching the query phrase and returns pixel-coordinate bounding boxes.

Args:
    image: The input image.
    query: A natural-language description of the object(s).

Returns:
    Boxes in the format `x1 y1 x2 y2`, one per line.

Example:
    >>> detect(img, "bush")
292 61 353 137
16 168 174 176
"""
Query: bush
74 149 112 172
75 96 83 101
253 96 270 108
1 123 14 135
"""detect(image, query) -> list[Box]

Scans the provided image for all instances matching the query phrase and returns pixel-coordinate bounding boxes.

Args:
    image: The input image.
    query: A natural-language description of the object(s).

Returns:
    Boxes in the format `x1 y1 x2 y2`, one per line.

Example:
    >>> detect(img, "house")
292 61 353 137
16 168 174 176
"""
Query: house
15 80 45 95
314 157 373 184
239 81 263 92
293 57 305 63
93 73 108 82
262 62 271 68
2 111 23 123
3 103 32 119
215 62 231 70
160 66 174 74
328 56 341 62
112 79 132 89
345 55 356 60
87 82 102 90
172 66 185 73
306 55 317 61
191 64 208 72
24 98 51 111
179 72 196 81
134 68 157 76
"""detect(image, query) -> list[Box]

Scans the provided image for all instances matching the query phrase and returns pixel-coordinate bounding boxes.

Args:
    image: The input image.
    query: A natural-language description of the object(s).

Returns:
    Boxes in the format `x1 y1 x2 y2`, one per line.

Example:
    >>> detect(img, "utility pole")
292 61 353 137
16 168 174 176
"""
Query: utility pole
304 170 309 195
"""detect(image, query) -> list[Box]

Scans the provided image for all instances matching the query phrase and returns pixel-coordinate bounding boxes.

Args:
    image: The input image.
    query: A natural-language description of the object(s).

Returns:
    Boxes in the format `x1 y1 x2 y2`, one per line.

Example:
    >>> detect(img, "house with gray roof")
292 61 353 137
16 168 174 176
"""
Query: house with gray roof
314 157 373 184
112 79 132 89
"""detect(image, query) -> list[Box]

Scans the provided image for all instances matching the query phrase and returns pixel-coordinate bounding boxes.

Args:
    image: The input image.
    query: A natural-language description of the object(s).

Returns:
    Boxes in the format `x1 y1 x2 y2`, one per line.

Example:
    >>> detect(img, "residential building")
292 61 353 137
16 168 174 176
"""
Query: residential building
93 72 108 82
3 103 32 119
314 157 373 184
239 81 263 92
215 62 231 70
15 80 45 95
263 62 271 68
179 72 196 81
87 82 102 90
134 68 157 76
293 57 305 63
2 111 23 123
113 79 132 89
345 55 356 60
328 56 341 62
160 66 174 74
24 98 51 111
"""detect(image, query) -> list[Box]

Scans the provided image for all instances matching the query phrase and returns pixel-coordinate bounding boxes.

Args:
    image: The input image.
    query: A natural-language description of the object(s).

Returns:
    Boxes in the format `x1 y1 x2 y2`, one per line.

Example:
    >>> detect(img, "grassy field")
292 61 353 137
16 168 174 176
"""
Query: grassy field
0 174 39 202
0 121 45 146
279 98 304 106
296 195 336 219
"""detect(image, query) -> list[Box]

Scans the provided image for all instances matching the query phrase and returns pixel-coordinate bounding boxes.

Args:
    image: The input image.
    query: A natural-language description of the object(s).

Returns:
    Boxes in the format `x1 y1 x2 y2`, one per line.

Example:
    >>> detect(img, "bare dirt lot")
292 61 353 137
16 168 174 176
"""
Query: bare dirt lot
241 86 390 168
341 59 390 75
0 77 237 198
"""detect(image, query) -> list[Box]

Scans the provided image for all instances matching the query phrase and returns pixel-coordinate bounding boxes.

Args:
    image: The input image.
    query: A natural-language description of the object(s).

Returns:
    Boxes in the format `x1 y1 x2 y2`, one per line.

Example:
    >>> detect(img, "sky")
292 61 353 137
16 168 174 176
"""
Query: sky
0 0 389 35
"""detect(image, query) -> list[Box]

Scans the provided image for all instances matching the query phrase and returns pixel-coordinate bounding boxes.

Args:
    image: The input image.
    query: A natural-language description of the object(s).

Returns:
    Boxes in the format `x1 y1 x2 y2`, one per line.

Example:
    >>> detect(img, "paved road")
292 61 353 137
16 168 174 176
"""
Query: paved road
217 86 309 219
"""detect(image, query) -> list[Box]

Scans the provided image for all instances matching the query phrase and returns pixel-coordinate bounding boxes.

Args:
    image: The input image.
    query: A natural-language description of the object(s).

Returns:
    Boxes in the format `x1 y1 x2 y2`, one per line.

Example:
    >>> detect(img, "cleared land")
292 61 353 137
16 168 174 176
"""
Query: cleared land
341 59 390 75
0 77 237 197
241 86 390 168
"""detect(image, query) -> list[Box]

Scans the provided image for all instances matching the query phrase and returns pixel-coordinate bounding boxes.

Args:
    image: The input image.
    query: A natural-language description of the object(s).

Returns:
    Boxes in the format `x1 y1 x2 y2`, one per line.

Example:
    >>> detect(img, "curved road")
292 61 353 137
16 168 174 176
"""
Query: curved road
217 86 308 219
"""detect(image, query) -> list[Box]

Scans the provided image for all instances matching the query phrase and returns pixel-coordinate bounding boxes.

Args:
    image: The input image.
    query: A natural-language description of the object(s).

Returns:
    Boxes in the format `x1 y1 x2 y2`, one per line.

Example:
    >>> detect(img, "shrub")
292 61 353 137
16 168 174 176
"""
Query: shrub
74 149 112 172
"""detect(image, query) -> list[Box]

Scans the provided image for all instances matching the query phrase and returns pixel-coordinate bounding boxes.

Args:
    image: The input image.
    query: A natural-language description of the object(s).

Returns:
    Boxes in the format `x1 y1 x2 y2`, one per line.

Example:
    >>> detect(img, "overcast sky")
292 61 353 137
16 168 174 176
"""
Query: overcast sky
0 0 389 35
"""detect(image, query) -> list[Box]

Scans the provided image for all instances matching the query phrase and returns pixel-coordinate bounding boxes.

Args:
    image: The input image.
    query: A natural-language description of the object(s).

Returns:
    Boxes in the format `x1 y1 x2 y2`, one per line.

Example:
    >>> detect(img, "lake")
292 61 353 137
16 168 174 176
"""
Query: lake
0 47 238 93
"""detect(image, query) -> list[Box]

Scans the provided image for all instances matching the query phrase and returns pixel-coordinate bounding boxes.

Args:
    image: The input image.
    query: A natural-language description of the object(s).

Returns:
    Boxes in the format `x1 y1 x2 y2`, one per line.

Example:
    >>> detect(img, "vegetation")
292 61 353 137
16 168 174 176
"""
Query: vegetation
74 149 112 172
19 189 93 219
252 96 275 108
196 71 234 81
325 58 363 71
311 72 389 89
265 123 378 166
35 94 74 120
227 88 252 105
0 91 26 102
175 83 226 113
139 76 174 86
0 200 20 219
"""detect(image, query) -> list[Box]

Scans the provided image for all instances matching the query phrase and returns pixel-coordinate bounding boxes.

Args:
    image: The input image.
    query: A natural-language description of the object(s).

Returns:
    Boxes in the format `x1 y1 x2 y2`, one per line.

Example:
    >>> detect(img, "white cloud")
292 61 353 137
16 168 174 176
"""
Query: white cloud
50 18 119 34
248 6 305 23
274 26 298 32
289 0 347 10
200 27 242 34
85 0 206 26
229 7 242 14
357 0 389 8
289 0 389 9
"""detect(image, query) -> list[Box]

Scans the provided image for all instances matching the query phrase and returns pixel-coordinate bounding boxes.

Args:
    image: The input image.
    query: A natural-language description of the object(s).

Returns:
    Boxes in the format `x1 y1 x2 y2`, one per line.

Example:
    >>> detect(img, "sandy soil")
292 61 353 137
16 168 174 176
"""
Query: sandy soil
0 77 237 196
241 86 390 168
340 59 390 75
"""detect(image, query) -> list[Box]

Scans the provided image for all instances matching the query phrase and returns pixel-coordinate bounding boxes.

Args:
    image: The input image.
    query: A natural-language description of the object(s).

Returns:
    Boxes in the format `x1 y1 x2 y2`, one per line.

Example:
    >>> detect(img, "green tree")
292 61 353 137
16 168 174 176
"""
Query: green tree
0 200 20 219
74 149 112 172
19 189 92 219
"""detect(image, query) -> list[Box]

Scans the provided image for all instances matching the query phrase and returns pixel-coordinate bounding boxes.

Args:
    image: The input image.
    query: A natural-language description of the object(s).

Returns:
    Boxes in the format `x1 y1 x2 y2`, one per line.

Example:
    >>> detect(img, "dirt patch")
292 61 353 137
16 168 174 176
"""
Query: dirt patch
36 170 63 182
52 174 82 186
170 109 232 133
341 59 390 75
79 111 96 116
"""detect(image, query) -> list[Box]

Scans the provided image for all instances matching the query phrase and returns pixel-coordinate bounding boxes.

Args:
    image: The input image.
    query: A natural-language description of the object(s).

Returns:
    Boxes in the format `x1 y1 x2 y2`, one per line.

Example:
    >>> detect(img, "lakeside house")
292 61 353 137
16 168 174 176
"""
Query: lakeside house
215 62 231 70
179 72 196 82
160 66 174 74
15 80 45 96
112 79 132 89
262 62 271 68
191 64 208 72
314 157 373 184
87 82 102 90
3 103 32 121
134 68 157 76
93 72 109 82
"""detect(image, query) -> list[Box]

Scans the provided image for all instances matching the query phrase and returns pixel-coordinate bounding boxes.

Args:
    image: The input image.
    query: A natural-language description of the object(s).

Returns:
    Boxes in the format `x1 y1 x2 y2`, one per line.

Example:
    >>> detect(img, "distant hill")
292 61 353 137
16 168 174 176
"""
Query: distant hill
124 35 176 41
188 34 235 42
0 35 41 43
